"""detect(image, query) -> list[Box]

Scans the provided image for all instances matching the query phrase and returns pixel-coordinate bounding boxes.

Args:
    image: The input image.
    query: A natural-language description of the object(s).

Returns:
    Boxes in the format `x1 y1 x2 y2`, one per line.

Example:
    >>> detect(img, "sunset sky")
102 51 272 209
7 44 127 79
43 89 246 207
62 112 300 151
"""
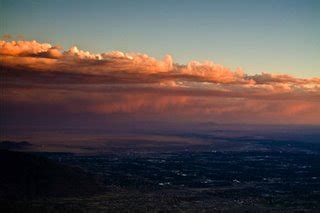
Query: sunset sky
1 0 320 128
1 0 319 77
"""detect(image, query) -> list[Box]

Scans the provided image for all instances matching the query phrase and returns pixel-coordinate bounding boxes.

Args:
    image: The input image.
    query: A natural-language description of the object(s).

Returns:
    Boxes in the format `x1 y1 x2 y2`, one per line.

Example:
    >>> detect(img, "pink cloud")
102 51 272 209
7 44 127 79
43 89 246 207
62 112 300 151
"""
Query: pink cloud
1 39 320 125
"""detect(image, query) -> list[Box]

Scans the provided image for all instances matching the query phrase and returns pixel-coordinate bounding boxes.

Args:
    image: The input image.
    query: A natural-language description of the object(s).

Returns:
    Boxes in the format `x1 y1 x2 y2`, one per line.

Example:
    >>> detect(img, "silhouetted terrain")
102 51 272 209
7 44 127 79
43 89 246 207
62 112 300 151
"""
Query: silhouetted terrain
0 150 106 202
0 141 33 150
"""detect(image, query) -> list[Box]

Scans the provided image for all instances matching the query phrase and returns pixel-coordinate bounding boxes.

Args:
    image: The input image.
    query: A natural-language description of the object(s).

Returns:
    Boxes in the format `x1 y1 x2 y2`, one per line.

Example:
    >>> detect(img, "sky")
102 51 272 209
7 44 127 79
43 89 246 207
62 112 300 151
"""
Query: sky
1 0 319 77
0 0 320 129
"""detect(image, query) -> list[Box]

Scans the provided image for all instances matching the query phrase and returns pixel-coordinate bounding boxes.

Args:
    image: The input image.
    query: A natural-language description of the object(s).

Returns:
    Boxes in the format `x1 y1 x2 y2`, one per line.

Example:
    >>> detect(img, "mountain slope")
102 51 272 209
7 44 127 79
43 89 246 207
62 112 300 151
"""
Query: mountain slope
0 150 106 200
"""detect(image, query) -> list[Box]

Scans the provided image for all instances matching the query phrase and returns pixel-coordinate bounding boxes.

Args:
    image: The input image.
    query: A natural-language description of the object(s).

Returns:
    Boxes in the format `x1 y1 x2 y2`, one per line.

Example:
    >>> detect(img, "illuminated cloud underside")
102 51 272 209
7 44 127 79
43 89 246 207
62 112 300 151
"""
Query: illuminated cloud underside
1 40 320 124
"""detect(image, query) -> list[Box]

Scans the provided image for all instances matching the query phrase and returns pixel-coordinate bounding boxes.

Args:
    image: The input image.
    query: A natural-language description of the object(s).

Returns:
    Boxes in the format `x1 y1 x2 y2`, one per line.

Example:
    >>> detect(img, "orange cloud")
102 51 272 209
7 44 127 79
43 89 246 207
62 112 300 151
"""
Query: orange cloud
1 39 320 125
0 40 54 57
1 40 319 89
2 34 12 40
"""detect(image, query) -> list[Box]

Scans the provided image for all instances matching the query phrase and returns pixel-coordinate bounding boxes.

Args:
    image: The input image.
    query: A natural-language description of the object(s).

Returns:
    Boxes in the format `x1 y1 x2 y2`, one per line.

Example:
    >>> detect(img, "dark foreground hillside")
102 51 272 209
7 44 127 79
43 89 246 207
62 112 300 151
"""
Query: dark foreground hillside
0 150 106 201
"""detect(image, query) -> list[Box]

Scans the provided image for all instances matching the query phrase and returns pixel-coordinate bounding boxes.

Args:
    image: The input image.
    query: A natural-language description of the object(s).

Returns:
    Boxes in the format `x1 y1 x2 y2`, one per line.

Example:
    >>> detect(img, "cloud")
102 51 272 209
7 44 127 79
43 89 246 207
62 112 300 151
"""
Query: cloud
0 40 54 57
249 72 320 86
1 39 320 125
180 61 249 84
1 40 319 89
2 34 12 40
2 84 319 125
